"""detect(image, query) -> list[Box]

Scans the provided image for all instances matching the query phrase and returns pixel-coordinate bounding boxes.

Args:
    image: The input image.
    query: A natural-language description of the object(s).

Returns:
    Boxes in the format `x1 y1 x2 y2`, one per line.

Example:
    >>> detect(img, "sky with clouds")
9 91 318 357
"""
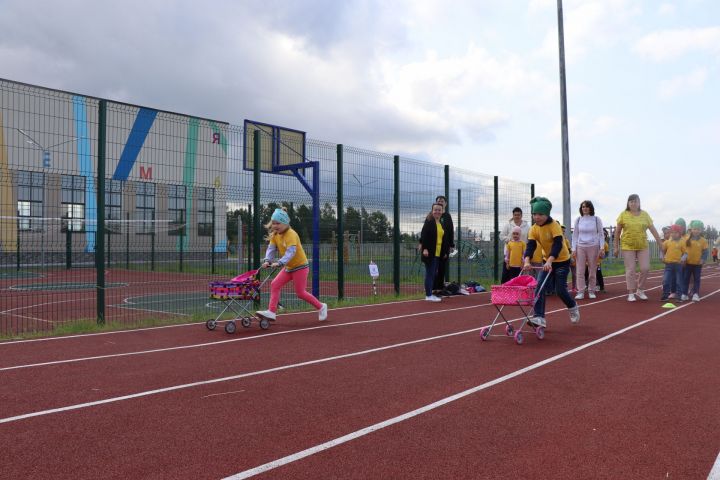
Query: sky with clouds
1 0 718 229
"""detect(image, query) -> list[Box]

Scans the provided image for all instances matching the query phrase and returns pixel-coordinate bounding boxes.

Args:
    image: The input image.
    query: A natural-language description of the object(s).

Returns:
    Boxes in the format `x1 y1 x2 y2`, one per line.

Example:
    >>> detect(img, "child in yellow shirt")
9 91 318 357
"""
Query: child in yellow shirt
683 220 709 302
661 224 687 301
502 226 526 283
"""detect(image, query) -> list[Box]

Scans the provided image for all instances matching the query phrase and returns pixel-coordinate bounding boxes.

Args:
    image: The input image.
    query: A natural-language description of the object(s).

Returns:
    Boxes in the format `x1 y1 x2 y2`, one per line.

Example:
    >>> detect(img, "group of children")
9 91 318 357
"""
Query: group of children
250 201 713 327
660 219 710 302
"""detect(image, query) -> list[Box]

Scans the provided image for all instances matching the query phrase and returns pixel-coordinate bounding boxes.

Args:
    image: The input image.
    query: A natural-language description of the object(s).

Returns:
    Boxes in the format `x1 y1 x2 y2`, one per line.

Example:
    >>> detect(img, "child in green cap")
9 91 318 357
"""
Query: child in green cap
522 196 580 327
683 220 709 302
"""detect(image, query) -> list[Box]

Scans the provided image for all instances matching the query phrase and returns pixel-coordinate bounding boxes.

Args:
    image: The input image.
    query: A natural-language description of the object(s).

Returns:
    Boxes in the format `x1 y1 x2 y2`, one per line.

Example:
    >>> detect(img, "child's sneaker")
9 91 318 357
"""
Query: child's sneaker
569 306 580 324
627 294 636 302
256 309 276 321
528 316 546 328
425 295 441 302
692 294 700 302
680 294 688 302
318 303 328 321
635 290 648 300
668 293 676 299
588 292 596 299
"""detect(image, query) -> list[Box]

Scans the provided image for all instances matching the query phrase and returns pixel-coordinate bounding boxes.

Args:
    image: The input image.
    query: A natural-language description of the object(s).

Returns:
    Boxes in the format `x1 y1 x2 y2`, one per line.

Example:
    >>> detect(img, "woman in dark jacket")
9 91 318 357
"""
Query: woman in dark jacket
420 203 451 302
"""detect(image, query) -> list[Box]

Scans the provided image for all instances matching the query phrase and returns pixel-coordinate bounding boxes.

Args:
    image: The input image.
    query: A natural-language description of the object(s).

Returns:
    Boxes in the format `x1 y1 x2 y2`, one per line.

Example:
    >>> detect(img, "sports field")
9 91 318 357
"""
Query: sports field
1 267 719 479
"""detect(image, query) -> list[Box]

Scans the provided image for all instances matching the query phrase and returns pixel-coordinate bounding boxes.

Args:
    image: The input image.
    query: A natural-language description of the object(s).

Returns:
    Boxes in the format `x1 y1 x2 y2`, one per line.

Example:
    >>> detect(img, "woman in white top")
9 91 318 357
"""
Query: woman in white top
571 200 604 299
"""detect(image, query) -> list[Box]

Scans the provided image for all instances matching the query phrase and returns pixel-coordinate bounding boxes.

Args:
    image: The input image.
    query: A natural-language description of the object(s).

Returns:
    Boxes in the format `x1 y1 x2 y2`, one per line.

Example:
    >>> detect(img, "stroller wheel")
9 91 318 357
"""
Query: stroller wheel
535 326 545 340
224 321 237 334
480 327 490 341
259 318 270 330
505 324 514 336
514 331 524 345
241 317 252 328
206 320 217 331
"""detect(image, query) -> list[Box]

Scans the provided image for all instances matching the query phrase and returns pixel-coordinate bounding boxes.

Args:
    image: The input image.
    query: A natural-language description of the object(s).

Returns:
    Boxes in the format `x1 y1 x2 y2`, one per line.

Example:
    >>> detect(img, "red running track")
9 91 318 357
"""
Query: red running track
1 268 719 479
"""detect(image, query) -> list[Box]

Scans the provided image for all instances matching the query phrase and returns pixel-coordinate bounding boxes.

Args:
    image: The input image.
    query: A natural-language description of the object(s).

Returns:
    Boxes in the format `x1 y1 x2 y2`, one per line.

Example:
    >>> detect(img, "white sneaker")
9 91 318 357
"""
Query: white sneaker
627 294 636 302
575 292 585 300
529 316 546 328
318 303 328 321
594 286 600 292
668 293 676 299
256 309 276 321
425 295 441 302
635 290 648 301
680 294 689 302
588 292 596 299
569 306 580 324
692 294 700 302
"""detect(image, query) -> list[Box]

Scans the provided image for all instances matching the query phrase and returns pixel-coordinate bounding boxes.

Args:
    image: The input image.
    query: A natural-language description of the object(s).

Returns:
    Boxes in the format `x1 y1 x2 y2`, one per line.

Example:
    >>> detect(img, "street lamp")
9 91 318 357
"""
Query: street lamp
17 129 79 168
351 174 378 259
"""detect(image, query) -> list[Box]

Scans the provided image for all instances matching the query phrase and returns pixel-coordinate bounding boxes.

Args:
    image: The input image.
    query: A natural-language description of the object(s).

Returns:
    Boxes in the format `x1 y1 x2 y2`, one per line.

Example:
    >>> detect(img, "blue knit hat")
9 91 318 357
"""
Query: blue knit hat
271 208 290 225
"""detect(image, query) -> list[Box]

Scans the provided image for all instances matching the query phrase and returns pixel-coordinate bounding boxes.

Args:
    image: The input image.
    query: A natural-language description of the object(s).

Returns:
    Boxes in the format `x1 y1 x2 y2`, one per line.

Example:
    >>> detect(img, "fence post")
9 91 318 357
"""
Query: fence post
211 204 216 274
493 176 499 282
444 164 450 283
125 210 130 270
66 228 72 270
16 224 20 271
96 99 107 325
393 155 400 295
336 144 344 300
179 221 184 272
151 210 156 272
457 188 461 283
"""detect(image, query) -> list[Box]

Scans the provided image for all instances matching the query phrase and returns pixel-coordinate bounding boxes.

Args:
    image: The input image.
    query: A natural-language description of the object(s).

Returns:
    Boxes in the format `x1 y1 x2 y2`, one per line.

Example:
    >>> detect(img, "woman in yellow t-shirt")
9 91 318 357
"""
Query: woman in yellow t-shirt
420 203 451 302
614 194 663 302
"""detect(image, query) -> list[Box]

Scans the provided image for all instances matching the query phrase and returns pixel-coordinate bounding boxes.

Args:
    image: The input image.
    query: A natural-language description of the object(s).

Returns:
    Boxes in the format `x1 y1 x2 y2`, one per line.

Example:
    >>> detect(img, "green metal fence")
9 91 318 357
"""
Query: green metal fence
1 78 536 337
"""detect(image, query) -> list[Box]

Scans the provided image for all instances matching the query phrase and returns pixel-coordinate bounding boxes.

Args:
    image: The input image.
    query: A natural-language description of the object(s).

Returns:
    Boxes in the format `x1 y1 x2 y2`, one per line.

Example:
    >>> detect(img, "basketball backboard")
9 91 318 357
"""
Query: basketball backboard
243 120 306 176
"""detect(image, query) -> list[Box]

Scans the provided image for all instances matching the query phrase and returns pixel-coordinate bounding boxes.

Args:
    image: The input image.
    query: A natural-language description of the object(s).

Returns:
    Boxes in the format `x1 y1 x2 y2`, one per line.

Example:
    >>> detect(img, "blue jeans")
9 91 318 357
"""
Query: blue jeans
684 264 702 296
662 263 683 296
424 257 440 296
534 260 576 317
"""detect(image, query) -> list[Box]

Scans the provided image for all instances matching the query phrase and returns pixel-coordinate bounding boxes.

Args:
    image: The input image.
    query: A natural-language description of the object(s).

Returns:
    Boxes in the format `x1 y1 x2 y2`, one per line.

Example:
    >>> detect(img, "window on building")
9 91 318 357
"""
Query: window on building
105 180 122 234
135 182 156 234
168 184 186 236
197 187 214 237
61 175 86 232
17 170 44 231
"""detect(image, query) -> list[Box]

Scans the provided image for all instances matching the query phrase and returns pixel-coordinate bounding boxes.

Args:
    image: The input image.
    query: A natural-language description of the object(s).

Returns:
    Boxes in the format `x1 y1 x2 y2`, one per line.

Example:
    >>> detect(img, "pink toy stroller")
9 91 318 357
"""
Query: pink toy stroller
480 271 550 345
206 268 277 333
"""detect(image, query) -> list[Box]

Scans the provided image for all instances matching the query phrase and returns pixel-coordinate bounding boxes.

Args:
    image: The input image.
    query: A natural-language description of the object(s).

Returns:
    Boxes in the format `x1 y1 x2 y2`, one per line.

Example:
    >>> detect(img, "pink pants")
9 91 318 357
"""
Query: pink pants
268 267 322 313
576 244 600 292
622 248 650 293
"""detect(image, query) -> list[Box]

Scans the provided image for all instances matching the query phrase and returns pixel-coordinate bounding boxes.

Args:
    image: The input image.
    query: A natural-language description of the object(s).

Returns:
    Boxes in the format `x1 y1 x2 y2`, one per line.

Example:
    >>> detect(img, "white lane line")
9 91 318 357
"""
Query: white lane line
0 303 493 371
0 285 700 424
709 452 720 480
223 286 720 480
0 274 687 370
0 272 663 345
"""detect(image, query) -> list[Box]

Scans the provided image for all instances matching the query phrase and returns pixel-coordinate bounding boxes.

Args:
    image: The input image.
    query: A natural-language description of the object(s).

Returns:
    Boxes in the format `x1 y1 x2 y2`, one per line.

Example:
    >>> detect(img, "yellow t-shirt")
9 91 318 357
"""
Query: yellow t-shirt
663 239 686 263
616 210 653 250
528 220 570 263
597 241 609 264
269 228 308 272
685 237 708 265
506 240 526 267
435 221 444 257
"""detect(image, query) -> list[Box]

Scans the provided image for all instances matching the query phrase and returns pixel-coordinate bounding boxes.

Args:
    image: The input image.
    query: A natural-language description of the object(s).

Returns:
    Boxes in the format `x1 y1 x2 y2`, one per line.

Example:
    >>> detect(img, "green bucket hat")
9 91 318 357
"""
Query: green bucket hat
674 218 686 234
530 196 552 216
689 220 704 231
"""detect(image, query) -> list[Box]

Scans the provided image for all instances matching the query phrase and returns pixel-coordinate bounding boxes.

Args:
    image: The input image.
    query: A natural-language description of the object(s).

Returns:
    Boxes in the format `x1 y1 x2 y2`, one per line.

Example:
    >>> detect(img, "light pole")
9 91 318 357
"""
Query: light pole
351 174 377 259
556 0 571 229
17 129 79 168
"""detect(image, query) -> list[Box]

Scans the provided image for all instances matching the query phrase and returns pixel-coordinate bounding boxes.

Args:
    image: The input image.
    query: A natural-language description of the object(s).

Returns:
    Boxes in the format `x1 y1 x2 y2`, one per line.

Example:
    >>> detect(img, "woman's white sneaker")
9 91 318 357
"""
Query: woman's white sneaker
692 294 700 302
588 292 597 299
635 290 648 300
627 294 636 302
574 292 584 300
425 295 441 302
